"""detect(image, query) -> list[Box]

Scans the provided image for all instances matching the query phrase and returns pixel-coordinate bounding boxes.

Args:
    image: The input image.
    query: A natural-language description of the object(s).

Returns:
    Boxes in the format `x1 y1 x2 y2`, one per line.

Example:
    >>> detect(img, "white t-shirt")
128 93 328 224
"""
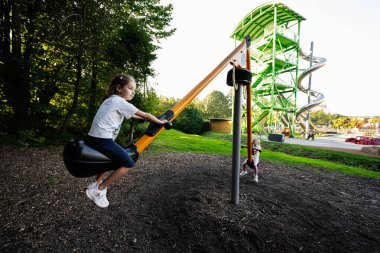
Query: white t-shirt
88 95 139 140
252 145 261 160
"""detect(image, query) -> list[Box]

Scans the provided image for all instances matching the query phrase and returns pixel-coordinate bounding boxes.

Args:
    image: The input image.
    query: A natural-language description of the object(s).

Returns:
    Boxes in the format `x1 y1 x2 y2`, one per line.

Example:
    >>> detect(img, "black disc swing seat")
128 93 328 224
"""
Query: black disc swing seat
63 141 139 178
63 110 174 178
226 67 252 86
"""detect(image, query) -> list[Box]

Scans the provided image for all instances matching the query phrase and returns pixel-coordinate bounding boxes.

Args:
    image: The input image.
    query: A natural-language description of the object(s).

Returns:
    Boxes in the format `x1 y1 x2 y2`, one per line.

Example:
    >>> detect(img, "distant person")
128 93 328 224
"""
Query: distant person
85 74 168 208
240 138 262 182
306 129 315 141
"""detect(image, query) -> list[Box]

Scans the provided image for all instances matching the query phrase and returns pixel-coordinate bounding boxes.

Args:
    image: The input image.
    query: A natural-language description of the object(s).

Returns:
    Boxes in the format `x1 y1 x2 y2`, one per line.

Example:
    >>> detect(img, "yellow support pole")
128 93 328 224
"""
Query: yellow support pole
246 48 253 164
135 39 249 153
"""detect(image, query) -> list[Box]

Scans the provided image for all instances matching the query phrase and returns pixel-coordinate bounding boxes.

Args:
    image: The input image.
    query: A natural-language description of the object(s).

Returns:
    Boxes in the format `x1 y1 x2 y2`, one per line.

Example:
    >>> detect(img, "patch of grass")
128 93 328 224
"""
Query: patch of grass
263 151 380 179
145 130 233 156
201 131 380 171
145 130 380 180
201 131 235 142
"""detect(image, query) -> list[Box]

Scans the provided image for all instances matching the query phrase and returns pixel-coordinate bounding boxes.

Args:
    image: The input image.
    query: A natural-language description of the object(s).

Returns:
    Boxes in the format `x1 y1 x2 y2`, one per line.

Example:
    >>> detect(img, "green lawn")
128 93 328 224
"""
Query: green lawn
144 130 380 180
203 131 380 171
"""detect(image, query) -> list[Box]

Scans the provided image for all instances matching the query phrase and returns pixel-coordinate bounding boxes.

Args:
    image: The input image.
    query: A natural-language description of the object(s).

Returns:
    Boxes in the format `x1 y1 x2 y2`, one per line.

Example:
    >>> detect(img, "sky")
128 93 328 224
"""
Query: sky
149 0 380 117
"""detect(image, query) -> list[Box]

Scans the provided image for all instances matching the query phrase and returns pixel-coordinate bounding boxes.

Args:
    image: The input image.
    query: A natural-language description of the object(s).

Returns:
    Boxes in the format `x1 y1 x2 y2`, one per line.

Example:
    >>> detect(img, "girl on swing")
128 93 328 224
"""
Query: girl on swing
240 137 262 182
85 74 168 208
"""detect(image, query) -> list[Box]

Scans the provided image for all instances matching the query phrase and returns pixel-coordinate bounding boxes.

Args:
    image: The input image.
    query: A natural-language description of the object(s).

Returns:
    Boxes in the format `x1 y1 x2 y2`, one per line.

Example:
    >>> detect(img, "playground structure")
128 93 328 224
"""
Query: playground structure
231 2 326 137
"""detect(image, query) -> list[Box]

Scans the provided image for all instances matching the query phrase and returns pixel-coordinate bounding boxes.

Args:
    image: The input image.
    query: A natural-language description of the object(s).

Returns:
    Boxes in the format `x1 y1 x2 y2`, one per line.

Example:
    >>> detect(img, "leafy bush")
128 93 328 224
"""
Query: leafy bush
174 105 207 135
17 130 46 147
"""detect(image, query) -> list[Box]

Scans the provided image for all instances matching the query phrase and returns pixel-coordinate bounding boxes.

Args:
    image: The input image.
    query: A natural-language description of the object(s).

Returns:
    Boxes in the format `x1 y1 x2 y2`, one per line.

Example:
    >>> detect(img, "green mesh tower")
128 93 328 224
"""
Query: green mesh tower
231 3 305 136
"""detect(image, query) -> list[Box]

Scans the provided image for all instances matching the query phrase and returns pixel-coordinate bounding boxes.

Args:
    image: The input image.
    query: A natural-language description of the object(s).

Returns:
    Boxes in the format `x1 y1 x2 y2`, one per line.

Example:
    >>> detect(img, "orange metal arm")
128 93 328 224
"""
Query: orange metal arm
246 48 253 164
135 39 249 153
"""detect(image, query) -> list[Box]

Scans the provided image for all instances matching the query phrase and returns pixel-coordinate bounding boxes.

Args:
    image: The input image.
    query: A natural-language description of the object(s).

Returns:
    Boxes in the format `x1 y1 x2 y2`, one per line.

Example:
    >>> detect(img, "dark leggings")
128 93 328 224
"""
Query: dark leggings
86 136 135 168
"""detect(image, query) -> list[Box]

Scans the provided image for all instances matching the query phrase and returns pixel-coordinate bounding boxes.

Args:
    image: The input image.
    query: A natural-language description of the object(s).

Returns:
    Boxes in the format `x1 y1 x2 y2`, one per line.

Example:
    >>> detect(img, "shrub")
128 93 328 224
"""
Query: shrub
174 106 206 134
17 130 46 147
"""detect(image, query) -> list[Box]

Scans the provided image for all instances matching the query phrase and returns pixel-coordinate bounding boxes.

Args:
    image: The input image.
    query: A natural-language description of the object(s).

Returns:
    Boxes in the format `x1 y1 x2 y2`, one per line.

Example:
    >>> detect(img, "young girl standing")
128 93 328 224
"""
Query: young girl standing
240 138 262 182
85 74 167 208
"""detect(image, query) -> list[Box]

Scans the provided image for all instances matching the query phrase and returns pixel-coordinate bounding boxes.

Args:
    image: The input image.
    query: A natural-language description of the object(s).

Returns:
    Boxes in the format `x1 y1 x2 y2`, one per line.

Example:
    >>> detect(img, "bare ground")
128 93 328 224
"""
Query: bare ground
1 145 379 253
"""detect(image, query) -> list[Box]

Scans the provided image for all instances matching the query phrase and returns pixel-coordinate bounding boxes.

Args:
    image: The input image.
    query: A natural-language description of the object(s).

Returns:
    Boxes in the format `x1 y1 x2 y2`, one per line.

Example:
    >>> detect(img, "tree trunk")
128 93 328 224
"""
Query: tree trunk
61 5 87 133
60 42 84 133
88 57 98 128
0 1 31 131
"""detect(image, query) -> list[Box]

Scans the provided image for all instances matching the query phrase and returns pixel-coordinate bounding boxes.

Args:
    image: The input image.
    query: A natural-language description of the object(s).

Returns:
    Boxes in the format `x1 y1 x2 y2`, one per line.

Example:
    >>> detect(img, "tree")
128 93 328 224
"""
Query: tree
156 96 179 115
0 0 175 137
60 2 89 133
332 117 351 130
203 90 230 119
349 117 364 129
310 109 331 126
371 116 380 124
0 0 42 130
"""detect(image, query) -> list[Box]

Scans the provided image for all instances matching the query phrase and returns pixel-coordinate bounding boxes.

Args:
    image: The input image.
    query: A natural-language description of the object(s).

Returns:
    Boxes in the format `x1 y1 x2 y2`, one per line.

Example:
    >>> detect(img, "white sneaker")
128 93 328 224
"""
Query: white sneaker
87 181 97 190
240 171 248 176
86 182 109 208
87 181 108 197
254 175 259 183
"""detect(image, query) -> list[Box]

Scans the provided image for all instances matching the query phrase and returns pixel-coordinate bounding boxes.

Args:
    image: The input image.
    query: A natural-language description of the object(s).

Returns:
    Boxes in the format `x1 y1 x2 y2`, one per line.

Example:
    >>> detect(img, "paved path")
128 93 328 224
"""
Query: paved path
284 134 373 150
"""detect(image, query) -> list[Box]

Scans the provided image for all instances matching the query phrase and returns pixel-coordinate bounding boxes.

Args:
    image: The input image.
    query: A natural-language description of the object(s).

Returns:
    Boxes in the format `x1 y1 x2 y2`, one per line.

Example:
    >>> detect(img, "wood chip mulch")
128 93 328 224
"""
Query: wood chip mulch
1 146 379 252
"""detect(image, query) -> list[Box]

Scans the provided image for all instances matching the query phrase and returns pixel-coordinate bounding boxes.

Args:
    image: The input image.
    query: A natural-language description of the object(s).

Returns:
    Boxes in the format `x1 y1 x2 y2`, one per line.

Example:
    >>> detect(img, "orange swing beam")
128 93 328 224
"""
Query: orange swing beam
135 38 250 153
246 49 253 165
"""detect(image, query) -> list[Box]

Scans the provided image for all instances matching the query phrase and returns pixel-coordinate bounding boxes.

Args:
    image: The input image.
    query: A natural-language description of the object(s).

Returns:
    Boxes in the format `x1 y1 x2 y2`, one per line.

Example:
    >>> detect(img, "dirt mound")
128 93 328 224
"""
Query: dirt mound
1 147 379 252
